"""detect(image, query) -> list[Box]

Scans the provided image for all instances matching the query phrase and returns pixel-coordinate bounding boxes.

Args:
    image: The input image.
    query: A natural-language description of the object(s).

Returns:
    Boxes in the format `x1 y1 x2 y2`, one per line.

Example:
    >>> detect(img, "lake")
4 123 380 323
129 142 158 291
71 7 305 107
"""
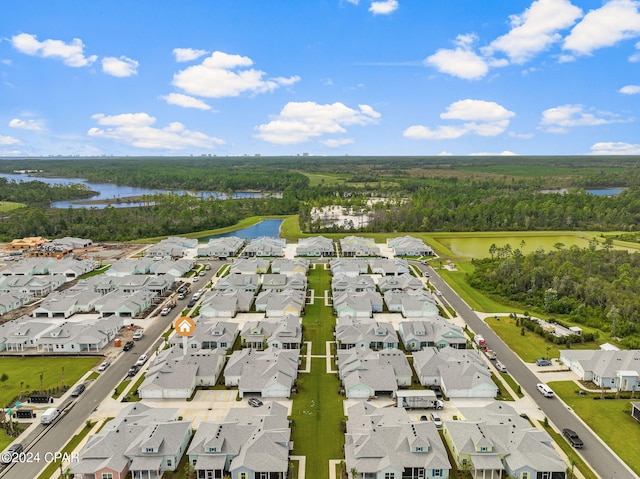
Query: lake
0 172 270 208
199 219 283 242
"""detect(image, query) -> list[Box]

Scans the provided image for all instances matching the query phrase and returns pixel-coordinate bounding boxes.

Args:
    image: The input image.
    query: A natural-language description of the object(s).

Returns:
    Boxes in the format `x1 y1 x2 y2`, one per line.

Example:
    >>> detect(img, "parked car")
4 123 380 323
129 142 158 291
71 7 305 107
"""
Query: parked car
178 293 186 300
135 354 148 366
199 271 206 276
536 383 555 398
495 361 507 373
205 264 211 270
1 443 24 464
192 276 199 282
70 383 86 397
485 349 497 360
127 365 140 377
536 358 552 366
187 299 197 307
97 360 111 371
248 398 263 407
132 329 144 340
160 307 171 316
123 340 135 351
562 428 584 448
429 412 443 429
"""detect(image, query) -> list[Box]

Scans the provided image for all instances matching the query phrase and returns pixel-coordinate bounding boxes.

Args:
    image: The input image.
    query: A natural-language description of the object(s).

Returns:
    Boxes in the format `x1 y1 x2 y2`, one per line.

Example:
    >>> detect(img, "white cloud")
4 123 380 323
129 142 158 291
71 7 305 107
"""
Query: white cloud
0 135 21 145
11 33 97 67
173 47 209 62
9 118 45 132
321 138 355 147
172 51 300 98
369 0 398 15
438 151 453 156
470 150 518 156
563 0 640 56
539 104 629 133
485 0 582 63
620 84 640 94
509 131 534 139
590 141 640 154
88 112 224 150
161 93 212 110
403 99 515 140
101 56 139 77
425 35 489 80
255 101 380 145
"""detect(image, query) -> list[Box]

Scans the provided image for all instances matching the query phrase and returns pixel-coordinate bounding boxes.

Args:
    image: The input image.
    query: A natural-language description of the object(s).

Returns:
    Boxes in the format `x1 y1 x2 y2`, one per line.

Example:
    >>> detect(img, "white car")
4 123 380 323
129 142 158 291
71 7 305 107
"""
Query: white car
132 329 144 340
160 307 171 316
135 354 148 366
97 360 111 371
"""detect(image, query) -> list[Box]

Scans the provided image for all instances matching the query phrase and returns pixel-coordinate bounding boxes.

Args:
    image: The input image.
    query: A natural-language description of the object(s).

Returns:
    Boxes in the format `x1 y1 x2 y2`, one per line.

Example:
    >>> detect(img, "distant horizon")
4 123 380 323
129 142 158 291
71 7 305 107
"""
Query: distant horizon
2 2 640 156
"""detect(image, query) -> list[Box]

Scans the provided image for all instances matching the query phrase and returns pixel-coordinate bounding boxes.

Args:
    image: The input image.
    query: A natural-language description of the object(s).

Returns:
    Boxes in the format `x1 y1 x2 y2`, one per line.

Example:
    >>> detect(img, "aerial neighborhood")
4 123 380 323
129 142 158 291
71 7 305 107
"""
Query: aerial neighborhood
0 232 638 479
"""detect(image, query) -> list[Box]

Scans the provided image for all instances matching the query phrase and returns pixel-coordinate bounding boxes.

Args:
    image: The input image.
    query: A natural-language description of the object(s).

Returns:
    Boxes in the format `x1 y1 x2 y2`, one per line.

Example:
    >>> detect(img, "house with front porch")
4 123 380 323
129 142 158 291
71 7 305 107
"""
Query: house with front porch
32 289 102 318
329 258 368 277
145 237 198 258
106 257 156 277
344 402 451 479
213 273 261 293
271 258 310 276
0 318 54 352
335 316 398 350
368 258 410 276
0 273 66 297
340 236 380 257
198 290 255 318
261 273 307 293
239 315 302 350
398 318 467 351
36 316 123 353
242 237 285 257
255 289 305 318
229 258 270 275
559 349 640 391
169 319 238 351
333 291 383 318
378 274 424 293
296 236 335 257
331 273 376 294
197 236 245 258
95 290 156 318
0 292 30 316
386 236 434 257
384 290 440 318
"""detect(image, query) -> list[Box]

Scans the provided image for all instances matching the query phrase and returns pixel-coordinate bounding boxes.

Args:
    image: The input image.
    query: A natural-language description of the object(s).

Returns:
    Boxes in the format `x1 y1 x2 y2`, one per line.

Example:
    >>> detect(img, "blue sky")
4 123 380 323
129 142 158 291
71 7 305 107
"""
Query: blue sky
2 0 640 157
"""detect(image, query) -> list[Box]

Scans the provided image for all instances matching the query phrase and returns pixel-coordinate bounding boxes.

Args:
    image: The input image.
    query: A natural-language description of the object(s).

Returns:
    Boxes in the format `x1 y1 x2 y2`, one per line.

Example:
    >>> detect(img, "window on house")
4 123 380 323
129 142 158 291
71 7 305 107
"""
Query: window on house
540 473 550 479
385 473 395 479
521 473 529 479
167 459 172 468
101 473 114 479
432 470 442 477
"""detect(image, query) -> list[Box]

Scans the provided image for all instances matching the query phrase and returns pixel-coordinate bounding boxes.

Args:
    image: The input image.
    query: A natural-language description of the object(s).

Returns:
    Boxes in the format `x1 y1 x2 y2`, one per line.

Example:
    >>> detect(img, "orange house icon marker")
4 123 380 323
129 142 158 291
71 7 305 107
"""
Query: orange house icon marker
175 316 195 337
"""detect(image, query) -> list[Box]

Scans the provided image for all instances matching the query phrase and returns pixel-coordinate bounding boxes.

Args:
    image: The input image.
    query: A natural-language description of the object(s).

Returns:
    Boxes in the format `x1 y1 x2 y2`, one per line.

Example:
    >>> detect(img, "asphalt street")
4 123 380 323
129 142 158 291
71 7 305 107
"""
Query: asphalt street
424 264 636 479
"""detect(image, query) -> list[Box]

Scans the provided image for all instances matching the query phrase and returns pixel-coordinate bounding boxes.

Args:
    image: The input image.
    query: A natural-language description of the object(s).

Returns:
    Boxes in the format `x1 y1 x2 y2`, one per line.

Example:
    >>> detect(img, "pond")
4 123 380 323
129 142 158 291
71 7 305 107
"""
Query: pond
0 172 270 208
199 219 284 242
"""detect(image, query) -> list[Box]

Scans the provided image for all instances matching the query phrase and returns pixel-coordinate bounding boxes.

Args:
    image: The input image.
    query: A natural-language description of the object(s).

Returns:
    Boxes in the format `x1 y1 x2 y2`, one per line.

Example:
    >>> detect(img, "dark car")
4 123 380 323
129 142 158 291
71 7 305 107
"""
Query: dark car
187 299 196 307
563 428 584 448
70 383 86 397
1 443 24 464
127 365 140 377
123 340 135 351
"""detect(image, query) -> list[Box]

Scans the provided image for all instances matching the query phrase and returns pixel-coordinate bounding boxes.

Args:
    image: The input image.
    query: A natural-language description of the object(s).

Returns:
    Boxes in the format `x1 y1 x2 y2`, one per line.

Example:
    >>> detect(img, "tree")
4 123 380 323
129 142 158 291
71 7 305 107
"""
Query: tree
0 373 8 388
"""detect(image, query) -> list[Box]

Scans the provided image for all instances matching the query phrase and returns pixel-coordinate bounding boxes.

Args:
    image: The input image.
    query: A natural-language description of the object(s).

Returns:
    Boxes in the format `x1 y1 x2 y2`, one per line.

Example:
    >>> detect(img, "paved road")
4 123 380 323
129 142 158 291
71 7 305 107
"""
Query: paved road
424 264 636 479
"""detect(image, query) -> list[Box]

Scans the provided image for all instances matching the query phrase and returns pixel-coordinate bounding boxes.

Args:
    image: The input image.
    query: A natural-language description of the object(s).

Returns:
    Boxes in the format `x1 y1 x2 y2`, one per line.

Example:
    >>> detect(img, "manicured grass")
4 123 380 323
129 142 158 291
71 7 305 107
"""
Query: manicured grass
486 317 598 363
291 357 344 479
548 381 640 477
500 373 524 398
0 201 25 212
126 375 147 401
303 267 335 354
37 421 95 479
86 372 100 380
0 357 100 407
437 267 512 313
112 379 132 399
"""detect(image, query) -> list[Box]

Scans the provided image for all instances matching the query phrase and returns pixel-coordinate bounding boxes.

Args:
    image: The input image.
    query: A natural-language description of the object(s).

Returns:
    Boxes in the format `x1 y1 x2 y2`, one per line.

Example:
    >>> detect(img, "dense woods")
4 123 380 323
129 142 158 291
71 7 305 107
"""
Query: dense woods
469 241 640 348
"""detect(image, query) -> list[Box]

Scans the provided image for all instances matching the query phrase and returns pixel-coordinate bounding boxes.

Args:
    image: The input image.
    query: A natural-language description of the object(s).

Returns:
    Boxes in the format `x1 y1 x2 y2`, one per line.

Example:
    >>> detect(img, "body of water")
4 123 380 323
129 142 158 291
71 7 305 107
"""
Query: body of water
540 187 626 196
0 172 270 208
199 219 283 242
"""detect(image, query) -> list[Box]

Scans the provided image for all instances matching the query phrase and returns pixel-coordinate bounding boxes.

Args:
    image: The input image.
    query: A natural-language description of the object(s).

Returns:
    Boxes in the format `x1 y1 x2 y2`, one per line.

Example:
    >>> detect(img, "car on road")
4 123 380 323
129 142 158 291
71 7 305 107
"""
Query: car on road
205 264 211 270
485 349 497 360
178 293 186 300
248 398 263 407
199 271 206 276
1 443 24 464
187 299 196 307
123 340 135 351
495 361 507 373
70 383 86 397
135 354 148 366
132 329 144 340
127 365 140 377
537 383 555 398
563 428 584 448
97 360 111 371
435 291 442 296
192 276 199 282
429 412 443 429
536 358 552 366
160 307 171 316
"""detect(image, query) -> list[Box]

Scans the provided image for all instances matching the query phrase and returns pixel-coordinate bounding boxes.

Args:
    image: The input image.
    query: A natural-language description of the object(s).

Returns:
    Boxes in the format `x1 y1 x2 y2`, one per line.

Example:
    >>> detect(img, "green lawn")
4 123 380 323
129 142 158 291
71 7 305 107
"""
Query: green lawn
485 317 600 363
303 267 335 354
0 201 25 212
548 381 640 477
0 357 100 407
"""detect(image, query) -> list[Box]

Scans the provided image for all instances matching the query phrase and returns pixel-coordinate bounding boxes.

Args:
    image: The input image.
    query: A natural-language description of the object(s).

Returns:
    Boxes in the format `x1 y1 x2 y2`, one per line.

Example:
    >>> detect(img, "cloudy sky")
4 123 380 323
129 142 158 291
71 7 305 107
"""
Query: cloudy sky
2 0 640 157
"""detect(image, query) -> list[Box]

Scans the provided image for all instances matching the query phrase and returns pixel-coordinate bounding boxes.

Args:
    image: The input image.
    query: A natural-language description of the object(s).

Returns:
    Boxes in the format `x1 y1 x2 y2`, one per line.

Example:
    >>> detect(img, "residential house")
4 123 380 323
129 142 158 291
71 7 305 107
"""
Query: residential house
229 258 270 275
170 319 238 351
0 257 59 276
0 318 53 352
95 290 156 318
261 273 307 293
368 258 410 276
139 347 227 399
198 290 255 318
559 349 640 391
105 258 156 277
197 236 245 258
344 402 451 479
242 237 285 257
149 258 195 277
271 258 310 276
32 289 102 318
36 316 123 352
213 273 261 293
239 315 302 350
48 236 93 250
444 401 566 479
384 290 440 318
7 236 48 251
296 236 335 257
340 236 380 257
333 291 383 318
188 401 291 479
48 258 96 278
331 273 376 294
70 404 191 479
0 292 30 316
224 347 300 398
329 258 368 277
335 316 398 350
399 318 467 351
378 274 424 293
0 274 66 297
255 289 305 318
338 347 411 398
413 347 498 398
145 236 198 258
386 236 434 257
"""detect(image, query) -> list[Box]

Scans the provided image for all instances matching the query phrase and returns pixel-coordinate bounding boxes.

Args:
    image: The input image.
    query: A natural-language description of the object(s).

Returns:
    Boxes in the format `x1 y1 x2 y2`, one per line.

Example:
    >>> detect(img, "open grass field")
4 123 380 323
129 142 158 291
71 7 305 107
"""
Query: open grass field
0 201 25 213
548 380 640 477
0 357 99 407
485 317 602 362
303 266 335 354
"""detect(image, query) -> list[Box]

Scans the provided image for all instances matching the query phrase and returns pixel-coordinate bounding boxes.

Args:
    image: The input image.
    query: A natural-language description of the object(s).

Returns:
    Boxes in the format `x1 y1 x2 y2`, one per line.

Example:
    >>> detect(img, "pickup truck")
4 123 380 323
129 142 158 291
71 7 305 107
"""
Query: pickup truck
562 428 584 448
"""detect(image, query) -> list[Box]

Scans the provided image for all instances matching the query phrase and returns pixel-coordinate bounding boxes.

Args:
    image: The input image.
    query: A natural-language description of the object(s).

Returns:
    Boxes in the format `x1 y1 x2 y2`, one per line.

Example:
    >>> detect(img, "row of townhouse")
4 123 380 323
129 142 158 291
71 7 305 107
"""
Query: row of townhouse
227 257 310 275
330 258 412 277
72 402 292 479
